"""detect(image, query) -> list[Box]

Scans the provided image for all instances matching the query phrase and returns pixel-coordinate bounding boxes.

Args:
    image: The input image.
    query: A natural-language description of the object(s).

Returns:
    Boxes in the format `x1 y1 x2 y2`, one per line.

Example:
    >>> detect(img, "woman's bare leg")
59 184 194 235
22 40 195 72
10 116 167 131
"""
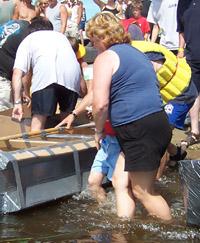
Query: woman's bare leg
112 152 135 219
130 170 172 221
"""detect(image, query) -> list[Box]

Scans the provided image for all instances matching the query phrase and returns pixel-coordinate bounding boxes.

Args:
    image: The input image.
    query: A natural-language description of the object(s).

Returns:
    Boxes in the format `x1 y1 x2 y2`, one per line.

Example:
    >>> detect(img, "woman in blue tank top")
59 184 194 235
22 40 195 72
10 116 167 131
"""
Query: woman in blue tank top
86 12 172 221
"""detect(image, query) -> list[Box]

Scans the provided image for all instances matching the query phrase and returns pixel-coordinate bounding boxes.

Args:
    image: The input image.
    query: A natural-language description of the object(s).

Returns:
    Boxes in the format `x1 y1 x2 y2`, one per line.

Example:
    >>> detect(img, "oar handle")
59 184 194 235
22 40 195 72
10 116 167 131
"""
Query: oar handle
0 122 95 141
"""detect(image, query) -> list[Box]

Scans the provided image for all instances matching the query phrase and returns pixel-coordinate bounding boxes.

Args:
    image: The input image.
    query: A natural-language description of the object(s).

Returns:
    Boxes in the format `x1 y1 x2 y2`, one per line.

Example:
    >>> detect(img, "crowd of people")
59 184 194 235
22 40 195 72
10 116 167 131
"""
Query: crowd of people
0 0 200 221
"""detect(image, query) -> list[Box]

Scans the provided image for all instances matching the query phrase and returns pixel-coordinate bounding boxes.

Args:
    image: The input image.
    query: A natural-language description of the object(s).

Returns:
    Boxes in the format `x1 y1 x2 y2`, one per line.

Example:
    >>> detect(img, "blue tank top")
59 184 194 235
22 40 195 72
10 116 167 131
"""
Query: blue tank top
108 43 164 127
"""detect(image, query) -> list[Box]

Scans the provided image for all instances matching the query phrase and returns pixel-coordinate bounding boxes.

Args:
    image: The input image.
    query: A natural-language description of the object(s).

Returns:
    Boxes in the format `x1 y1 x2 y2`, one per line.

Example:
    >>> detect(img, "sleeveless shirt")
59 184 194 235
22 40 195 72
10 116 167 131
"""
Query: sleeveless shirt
0 0 15 27
108 43 163 127
46 4 61 32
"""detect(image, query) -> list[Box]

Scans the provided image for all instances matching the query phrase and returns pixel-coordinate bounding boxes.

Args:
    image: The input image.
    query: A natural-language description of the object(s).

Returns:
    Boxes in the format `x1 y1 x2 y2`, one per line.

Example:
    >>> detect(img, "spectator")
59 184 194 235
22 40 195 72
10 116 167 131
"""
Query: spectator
12 16 81 132
125 0 151 19
126 0 150 40
93 0 123 16
38 0 49 17
65 0 82 39
177 0 200 147
12 0 40 22
147 0 179 54
46 0 68 34
78 0 86 46
0 0 19 27
0 20 29 112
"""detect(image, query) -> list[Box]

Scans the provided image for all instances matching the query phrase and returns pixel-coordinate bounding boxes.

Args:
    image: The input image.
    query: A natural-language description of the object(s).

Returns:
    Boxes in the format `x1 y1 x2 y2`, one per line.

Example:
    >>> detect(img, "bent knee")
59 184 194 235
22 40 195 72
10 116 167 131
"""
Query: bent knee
88 172 105 187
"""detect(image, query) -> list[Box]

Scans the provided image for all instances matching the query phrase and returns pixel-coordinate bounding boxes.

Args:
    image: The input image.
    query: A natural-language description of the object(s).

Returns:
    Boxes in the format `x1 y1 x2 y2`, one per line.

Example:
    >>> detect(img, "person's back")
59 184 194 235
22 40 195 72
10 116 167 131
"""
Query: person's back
108 43 163 126
12 16 81 131
15 30 81 93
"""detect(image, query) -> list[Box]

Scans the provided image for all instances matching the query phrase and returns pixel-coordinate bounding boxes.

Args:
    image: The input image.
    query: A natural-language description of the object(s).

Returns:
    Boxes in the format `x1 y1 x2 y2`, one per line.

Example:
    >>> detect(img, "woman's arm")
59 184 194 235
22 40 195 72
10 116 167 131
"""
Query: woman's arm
93 50 119 149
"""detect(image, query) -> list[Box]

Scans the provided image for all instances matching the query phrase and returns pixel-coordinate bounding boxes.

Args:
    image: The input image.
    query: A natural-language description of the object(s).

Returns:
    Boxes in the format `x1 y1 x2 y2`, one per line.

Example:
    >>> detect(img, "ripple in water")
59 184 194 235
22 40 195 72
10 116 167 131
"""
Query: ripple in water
1 170 200 242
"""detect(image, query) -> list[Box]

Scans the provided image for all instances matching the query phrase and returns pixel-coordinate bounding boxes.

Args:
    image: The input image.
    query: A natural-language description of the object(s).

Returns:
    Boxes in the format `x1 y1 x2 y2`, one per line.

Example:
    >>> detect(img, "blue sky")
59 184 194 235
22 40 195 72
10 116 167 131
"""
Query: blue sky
83 0 101 21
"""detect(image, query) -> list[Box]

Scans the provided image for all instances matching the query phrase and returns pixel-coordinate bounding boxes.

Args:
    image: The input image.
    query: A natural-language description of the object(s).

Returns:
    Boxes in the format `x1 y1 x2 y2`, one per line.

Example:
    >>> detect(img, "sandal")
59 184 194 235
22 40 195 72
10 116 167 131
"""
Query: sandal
181 132 200 148
167 146 187 168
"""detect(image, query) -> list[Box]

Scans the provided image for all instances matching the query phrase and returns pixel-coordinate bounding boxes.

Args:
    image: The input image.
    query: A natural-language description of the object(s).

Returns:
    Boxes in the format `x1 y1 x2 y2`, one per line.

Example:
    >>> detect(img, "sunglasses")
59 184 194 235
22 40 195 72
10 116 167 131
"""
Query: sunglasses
39 2 48 5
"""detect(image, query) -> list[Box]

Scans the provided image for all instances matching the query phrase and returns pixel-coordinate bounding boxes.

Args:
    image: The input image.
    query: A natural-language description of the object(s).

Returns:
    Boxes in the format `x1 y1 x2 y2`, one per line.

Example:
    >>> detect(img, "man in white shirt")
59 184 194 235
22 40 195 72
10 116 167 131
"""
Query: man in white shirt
147 0 179 54
12 16 81 131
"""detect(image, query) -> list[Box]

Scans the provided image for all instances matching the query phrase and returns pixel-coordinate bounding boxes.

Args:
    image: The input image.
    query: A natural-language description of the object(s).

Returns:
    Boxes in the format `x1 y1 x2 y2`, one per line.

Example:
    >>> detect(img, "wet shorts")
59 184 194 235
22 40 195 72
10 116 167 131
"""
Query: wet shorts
113 110 172 172
165 101 194 130
90 135 121 181
31 83 78 116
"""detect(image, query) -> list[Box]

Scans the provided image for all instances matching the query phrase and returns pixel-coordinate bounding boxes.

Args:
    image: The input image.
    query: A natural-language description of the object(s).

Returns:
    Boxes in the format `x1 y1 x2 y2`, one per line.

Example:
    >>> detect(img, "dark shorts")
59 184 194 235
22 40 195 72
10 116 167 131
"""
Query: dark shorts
186 60 200 92
31 83 78 116
113 110 172 172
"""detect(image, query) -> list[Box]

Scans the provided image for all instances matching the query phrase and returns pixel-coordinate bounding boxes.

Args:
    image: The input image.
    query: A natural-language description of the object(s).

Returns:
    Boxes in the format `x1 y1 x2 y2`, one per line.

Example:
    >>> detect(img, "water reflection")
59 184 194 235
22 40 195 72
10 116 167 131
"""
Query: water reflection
0 169 200 242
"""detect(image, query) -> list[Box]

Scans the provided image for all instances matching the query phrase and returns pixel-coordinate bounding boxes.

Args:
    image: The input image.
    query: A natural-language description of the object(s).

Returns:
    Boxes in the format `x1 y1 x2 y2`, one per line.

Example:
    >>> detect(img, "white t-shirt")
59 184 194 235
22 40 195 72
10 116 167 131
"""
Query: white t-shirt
147 0 179 50
14 30 81 94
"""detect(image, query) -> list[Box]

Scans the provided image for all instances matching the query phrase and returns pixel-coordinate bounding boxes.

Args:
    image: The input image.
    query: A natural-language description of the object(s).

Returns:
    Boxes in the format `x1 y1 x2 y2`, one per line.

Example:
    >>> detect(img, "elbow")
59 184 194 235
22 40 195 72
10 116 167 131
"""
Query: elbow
94 102 109 113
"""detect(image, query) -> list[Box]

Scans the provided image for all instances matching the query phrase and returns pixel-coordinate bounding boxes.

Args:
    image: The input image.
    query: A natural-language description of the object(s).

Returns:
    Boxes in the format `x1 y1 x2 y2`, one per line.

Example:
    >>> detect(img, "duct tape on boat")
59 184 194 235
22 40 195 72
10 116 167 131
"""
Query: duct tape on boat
0 152 10 170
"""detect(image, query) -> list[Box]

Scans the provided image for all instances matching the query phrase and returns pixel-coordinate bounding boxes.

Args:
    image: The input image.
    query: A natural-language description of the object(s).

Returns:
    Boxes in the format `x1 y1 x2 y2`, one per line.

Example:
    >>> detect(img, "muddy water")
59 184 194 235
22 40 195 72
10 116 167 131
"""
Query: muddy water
0 168 200 243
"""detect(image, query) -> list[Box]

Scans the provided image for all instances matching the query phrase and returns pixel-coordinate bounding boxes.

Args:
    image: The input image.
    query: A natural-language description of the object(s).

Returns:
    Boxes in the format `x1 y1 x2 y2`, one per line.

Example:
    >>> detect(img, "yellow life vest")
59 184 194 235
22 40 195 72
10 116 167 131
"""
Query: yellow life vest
131 41 191 104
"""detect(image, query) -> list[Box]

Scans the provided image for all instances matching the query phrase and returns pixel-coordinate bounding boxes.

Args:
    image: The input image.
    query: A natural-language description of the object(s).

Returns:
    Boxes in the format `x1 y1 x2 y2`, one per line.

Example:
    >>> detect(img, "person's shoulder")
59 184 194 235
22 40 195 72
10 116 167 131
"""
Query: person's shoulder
13 0 20 6
59 3 67 10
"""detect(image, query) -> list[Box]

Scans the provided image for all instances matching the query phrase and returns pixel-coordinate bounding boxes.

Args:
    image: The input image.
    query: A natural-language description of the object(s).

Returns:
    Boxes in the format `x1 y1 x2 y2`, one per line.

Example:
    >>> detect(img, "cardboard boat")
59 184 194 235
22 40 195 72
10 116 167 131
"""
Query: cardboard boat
179 159 200 227
0 106 105 214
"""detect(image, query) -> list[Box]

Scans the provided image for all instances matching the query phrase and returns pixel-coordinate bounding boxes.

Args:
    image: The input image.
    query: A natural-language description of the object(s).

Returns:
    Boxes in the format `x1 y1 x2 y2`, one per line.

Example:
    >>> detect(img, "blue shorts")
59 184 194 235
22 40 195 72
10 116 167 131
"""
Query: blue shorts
78 21 85 30
90 135 121 181
165 101 194 130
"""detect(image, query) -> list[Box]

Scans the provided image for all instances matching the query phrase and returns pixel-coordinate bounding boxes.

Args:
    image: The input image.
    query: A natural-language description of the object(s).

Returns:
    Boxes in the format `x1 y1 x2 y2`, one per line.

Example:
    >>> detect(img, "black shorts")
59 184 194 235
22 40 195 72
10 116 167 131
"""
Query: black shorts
31 83 78 116
113 110 172 172
186 60 200 92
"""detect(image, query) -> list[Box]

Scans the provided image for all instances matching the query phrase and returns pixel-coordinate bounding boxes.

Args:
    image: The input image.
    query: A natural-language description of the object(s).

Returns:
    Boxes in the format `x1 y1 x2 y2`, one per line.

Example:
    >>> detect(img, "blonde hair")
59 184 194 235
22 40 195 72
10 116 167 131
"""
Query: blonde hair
85 12 131 49
131 0 143 10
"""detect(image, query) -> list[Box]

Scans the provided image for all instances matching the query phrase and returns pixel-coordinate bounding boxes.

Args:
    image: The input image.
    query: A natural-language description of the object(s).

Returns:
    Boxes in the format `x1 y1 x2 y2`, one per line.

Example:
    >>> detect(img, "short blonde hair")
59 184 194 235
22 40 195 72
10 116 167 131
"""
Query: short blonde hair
86 12 131 49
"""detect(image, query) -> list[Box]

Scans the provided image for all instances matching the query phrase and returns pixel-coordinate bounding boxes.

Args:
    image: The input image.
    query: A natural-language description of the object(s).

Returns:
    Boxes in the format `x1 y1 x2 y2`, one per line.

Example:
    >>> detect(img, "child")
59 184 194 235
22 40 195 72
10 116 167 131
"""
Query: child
130 0 150 40
68 36 87 97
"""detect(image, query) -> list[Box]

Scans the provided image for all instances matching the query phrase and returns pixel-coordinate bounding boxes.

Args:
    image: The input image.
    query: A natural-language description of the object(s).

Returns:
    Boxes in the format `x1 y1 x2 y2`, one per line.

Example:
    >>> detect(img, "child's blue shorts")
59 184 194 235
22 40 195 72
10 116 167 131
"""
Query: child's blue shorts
90 135 121 181
165 101 194 130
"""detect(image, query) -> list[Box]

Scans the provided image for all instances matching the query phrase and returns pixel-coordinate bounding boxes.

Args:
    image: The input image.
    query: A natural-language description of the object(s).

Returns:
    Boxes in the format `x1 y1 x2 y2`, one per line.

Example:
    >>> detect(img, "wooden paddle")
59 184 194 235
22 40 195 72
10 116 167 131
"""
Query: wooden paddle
0 122 95 141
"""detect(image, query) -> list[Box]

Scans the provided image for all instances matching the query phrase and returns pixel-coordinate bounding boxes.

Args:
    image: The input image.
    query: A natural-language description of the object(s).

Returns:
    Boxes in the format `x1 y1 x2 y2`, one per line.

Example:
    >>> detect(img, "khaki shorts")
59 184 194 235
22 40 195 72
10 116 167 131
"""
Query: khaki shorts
0 76 13 112
65 25 79 39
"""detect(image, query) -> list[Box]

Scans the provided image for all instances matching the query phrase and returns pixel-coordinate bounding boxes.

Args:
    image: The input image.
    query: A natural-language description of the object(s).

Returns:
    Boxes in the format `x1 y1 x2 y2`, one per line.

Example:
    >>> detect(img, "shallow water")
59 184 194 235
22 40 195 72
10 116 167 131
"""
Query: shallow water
0 169 200 243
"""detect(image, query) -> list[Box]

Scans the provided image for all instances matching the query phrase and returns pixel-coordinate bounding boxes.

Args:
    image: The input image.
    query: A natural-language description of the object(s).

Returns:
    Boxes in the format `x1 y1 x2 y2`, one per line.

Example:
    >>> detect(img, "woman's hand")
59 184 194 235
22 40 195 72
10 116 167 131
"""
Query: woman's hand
94 130 106 150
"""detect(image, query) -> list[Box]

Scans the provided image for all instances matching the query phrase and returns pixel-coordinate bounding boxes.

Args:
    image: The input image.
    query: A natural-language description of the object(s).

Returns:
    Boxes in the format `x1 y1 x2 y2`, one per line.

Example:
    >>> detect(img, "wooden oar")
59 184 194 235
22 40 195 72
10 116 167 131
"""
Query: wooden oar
0 122 95 141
